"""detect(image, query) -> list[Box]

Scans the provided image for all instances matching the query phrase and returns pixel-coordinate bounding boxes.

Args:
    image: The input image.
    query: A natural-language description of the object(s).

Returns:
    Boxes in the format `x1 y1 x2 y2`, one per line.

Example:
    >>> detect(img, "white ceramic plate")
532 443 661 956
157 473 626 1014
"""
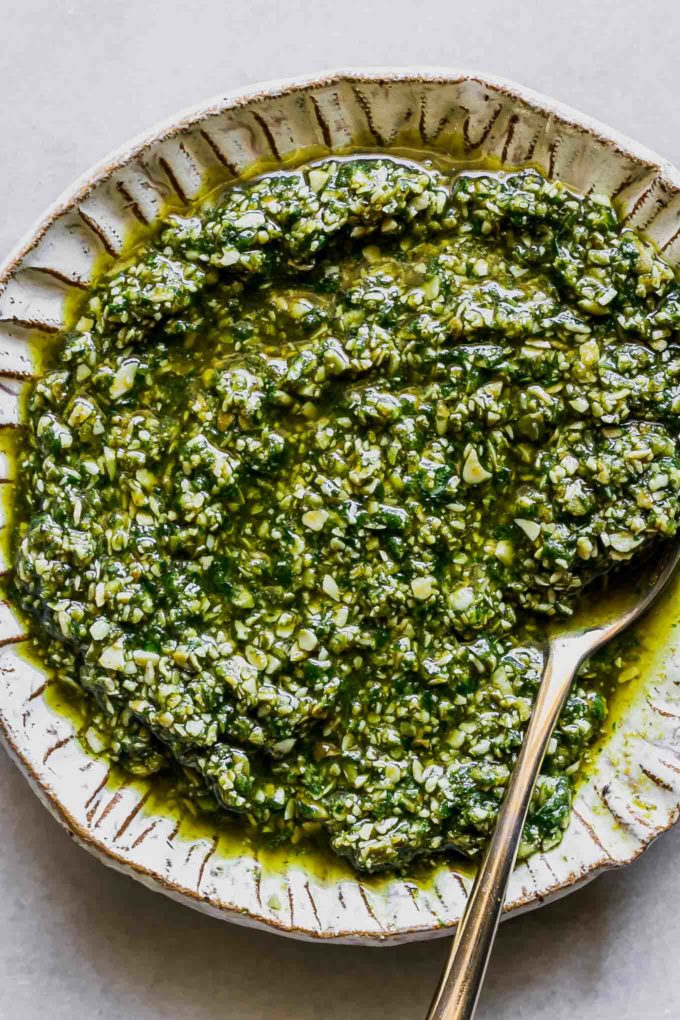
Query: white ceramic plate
2 68 680 944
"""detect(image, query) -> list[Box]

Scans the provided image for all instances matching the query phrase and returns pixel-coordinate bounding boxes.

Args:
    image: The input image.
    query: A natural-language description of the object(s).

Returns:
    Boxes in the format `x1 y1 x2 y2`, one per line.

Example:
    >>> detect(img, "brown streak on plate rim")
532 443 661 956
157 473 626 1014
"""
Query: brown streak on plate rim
251 110 283 162
431 879 450 913
0 315 59 335
196 834 219 891
599 784 654 832
309 94 333 149
114 788 152 841
417 93 429 145
451 871 469 899
166 819 181 844
655 748 680 775
93 789 123 828
647 697 680 719
115 181 150 225
622 176 659 223
0 632 28 649
548 137 560 179
198 129 239 176
358 884 385 931
636 193 671 234
405 884 421 910
661 224 680 252
253 860 263 910
84 767 111 809
42 733 74 764
639 764 675 793
523 128 541 162
501 113 519 165
523 858 542 897
303 879 323 930
574 807 615 856
463 103 502 152
27 265 89 291
27 679 53 702
178 140 199 174
536 852 560 885
131 819 160 850
351 86 386 147
77 207 118 257
610 172 636 202
0 374 32 389
158 155 190 205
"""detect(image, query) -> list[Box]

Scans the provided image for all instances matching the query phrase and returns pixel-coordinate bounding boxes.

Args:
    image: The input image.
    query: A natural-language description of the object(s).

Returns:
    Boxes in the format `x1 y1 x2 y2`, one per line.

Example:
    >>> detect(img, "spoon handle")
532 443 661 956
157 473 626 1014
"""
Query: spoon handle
426 635 588 1020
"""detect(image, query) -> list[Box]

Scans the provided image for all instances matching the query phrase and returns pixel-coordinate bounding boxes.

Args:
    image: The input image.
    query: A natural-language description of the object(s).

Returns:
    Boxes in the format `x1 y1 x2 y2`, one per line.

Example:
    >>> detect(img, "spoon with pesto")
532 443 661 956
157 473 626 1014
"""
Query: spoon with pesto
426 540 680 1020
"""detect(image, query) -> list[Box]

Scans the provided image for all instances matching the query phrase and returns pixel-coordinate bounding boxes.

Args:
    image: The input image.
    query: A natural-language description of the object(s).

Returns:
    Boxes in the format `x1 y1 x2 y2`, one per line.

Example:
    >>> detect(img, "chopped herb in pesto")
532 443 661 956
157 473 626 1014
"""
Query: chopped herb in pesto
12 156 680 872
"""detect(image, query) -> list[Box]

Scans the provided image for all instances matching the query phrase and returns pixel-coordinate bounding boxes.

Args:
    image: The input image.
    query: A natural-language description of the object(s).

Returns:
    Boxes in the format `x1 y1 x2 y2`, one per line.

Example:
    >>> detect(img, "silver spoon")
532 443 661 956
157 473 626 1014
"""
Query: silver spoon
426 540 680 1020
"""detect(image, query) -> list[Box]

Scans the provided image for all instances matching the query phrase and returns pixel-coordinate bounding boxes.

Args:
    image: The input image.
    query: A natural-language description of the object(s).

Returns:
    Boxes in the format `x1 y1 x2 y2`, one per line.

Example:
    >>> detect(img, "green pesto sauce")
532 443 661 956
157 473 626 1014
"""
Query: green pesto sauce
10 154 680 874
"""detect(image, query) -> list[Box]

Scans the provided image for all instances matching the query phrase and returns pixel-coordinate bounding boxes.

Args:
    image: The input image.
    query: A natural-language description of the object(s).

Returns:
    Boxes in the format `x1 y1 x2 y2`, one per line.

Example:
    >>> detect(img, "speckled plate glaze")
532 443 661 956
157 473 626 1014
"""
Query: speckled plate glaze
2 68 680 945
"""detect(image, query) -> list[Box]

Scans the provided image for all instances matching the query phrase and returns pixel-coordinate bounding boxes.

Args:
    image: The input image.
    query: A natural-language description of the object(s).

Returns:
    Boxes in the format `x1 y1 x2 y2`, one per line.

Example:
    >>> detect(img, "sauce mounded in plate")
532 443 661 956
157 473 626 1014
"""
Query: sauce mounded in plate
11 155 680 872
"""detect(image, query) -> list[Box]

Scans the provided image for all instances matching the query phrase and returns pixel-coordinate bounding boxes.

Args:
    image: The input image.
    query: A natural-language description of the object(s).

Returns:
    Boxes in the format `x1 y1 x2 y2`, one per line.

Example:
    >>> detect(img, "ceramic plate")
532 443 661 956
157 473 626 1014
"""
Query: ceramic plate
2 68 680 944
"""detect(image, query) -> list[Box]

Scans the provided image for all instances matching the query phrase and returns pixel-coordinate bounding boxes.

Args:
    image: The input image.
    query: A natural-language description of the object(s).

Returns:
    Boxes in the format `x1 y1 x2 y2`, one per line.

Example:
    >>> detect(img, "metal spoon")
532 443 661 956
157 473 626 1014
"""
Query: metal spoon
426 540 680 1020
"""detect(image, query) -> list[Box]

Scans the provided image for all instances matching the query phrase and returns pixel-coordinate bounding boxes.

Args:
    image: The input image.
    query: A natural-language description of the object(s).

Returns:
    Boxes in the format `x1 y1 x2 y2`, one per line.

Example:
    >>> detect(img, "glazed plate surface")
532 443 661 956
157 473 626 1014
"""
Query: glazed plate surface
1 68 680 944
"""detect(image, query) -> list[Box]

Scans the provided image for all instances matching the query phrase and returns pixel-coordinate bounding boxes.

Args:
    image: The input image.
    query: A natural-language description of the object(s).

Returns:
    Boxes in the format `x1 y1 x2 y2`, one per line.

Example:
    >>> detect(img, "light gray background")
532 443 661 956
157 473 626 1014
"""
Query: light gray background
1 2 679 1018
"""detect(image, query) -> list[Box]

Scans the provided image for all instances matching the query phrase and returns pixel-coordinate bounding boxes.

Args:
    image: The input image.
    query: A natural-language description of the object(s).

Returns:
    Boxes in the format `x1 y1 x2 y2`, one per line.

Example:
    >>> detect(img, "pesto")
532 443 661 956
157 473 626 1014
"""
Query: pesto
12 156 680 872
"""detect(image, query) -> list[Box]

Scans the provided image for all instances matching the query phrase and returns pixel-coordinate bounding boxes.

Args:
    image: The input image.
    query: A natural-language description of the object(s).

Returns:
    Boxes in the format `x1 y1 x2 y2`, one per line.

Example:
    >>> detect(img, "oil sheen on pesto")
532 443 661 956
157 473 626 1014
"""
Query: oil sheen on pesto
12 156 680 873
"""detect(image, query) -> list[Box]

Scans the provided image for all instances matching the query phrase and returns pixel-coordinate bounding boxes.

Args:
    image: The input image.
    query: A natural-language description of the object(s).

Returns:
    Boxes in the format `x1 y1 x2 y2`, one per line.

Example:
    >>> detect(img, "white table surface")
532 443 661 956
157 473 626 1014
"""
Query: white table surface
2 2 679 1017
